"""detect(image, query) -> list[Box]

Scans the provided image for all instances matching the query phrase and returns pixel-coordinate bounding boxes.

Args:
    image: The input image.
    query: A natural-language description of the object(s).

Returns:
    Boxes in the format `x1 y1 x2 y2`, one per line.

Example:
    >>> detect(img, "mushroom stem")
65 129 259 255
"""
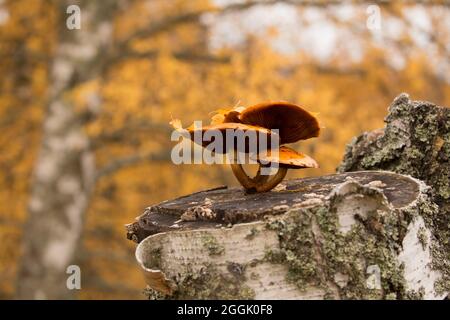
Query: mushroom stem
230 162 288 193
254 167 287 193
230 162 256 191
230 152 288 193
254 166 269 184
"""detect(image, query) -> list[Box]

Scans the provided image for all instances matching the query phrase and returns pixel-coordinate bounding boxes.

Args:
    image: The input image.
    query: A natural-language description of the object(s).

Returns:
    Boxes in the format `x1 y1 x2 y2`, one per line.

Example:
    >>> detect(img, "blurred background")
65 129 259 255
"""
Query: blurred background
0 0 449 299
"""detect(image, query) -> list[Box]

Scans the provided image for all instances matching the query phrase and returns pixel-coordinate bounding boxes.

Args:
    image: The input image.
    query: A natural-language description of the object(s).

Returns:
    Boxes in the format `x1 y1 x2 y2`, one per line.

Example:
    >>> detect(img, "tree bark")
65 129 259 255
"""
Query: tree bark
16 1 116 299
338 93 450 297
128 171 448 300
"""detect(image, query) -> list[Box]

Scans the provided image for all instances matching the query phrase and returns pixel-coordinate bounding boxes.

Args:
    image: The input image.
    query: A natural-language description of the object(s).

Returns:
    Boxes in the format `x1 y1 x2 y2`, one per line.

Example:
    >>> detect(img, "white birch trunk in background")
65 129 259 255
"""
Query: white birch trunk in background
16 1 114 299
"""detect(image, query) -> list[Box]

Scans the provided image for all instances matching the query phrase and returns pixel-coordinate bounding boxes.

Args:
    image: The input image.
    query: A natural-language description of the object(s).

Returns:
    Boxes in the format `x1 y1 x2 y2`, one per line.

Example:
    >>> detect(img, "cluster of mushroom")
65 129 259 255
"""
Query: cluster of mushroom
171 102 321 193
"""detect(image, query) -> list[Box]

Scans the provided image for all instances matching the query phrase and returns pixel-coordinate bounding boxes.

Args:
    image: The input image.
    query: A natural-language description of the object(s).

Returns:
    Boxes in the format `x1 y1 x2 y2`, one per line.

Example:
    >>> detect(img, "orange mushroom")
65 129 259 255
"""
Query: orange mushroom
171 102 320 193
213 101 320 144
257 146 319 169
172 121 278 154
230 146 319 193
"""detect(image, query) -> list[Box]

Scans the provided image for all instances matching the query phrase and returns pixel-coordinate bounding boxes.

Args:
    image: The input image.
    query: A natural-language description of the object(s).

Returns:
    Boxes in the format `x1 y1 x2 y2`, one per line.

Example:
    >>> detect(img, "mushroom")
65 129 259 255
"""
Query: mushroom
171 102 320 193
213 101 320 144
172 120 278 154
231 146 319 193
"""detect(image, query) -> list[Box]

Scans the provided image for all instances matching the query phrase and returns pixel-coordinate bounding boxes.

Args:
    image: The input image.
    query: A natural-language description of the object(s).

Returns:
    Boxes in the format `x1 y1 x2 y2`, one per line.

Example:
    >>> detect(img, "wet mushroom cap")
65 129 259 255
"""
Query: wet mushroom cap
237 102 320 145
185 122 279 154
255 146 319 169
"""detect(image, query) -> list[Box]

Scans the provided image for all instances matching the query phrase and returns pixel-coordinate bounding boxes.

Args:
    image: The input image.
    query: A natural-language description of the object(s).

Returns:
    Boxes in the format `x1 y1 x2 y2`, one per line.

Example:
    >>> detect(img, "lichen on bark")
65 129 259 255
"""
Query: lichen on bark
202 234 225 256
263 179 428 299
156 263 255 300
338 93 450 296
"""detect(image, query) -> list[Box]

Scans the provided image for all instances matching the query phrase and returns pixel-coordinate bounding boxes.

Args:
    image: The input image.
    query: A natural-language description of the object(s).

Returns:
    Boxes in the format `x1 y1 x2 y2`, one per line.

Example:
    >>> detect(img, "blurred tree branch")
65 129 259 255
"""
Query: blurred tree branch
96 150 172 179
89 121 172 149
102 48 231 70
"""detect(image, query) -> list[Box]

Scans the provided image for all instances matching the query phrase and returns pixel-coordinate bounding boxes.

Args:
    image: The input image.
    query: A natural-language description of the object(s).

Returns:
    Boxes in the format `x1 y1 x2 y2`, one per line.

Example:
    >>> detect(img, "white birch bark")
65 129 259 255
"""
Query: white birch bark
132 172 448 300
16 0 114 299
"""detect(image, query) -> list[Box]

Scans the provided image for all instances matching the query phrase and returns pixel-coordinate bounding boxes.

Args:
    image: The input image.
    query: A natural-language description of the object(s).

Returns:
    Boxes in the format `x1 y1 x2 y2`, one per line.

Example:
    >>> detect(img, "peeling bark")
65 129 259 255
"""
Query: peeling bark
129 171 447 300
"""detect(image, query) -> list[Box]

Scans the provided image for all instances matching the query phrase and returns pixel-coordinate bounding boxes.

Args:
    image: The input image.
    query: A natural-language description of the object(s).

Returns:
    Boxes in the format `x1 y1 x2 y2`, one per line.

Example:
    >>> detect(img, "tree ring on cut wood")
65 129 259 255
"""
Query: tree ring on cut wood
127 171 420 242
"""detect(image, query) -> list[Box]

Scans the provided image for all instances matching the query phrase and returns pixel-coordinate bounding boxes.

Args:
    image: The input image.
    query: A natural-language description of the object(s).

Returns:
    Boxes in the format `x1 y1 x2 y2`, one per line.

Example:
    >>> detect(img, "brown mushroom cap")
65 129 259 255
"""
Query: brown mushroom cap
255 146 319 169
185 122 279 154
236 102 320 145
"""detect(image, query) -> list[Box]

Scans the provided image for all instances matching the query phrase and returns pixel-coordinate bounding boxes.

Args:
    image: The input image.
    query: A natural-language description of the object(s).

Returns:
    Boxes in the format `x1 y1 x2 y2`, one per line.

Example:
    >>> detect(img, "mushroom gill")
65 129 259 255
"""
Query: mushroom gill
176 121 277 154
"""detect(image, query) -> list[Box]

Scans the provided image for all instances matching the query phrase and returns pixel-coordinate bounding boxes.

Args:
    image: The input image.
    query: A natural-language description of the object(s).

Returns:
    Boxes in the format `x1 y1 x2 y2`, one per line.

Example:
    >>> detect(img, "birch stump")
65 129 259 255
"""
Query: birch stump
127 171 448 300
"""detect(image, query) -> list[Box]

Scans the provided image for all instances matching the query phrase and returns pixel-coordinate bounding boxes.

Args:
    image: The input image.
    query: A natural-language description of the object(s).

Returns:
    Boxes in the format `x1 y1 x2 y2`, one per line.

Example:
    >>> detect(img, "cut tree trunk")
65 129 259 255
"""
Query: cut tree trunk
127 171 448 300
127 93 449 300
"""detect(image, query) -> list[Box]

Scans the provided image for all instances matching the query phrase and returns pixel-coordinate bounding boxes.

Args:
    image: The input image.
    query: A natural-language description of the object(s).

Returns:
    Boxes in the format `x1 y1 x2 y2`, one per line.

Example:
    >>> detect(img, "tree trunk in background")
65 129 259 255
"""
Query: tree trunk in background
16 1 116 299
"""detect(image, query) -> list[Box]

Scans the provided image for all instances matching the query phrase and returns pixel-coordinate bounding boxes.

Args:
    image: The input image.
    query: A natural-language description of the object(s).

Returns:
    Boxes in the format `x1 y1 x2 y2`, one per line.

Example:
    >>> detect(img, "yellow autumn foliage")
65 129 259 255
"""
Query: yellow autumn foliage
0 0 449 299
